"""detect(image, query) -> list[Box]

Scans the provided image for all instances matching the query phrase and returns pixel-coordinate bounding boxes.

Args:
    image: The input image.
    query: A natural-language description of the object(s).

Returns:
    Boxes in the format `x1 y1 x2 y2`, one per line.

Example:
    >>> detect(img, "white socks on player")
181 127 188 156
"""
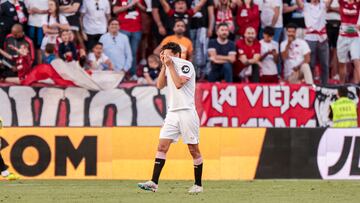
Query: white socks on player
1 170 10 177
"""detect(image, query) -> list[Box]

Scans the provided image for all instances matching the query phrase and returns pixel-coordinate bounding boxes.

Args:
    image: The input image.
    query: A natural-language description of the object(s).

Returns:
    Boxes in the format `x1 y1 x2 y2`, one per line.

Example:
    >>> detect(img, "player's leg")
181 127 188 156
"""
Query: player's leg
151 139 172 185
179 110 203 193
138 112 180 192
187 144 203 194
0 153 19 180
138 139 173 192
337 36 350 83
349 38 360 84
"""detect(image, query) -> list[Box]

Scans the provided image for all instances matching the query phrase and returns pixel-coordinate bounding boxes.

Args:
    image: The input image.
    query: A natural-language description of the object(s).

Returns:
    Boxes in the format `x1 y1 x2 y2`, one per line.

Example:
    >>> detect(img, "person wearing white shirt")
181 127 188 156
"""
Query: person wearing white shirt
80 0 111 51
260 0 283 42
41 0 70 51
88 42 113 70
295 0 331 84
24 0 48 64
281 23 314 84
260 26 279 83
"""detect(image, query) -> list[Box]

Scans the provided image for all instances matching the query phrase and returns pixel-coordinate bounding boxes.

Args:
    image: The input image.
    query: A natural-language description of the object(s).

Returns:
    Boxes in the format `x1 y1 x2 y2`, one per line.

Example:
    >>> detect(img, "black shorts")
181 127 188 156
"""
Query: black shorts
326 20 341 48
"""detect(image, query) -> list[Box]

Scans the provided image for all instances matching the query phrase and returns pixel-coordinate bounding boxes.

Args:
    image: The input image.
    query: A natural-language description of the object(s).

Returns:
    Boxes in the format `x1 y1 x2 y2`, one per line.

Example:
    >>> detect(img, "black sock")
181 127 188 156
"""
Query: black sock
151 158 165 184
0 153 8 172
194 163 203 186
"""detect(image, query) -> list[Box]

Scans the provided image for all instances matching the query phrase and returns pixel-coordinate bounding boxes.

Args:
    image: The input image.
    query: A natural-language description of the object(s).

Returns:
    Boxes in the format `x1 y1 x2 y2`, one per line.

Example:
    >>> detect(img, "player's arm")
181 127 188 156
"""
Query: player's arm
164 55 189 89
156 64 167 89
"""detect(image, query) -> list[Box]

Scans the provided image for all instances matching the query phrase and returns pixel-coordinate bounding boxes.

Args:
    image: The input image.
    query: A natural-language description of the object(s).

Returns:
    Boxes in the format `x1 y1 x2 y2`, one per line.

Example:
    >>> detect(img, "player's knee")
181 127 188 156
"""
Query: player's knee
157 144 169 153
188 146 200 158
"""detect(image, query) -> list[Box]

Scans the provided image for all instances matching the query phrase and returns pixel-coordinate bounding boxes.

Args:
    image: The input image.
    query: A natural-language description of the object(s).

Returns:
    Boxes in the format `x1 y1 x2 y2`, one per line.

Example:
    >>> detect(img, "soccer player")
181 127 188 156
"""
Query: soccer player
138 42 203 194
0 117 19 180
328 0 360 83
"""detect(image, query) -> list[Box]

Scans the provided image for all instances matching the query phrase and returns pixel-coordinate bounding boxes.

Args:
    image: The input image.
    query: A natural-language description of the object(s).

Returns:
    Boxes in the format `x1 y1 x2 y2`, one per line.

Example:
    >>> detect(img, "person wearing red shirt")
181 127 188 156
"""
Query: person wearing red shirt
234 0 260 38
328 0 360 83
236 26 261 82
113 0 146 77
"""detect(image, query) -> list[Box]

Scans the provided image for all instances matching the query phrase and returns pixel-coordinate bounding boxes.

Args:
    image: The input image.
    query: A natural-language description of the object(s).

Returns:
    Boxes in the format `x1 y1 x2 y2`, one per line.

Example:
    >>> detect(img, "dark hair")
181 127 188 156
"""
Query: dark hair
216 22 229 30
108 18 119 26
92 42 103 49
174 19 186 28
263 26 275 36
45 43 56 54
286 23 298 30
161 42 182 57
338 86 349 97
48 0 60 24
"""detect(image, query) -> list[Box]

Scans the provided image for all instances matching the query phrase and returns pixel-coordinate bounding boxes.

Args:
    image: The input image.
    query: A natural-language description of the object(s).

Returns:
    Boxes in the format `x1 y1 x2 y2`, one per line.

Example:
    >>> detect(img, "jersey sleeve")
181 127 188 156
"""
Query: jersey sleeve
178 63 194 79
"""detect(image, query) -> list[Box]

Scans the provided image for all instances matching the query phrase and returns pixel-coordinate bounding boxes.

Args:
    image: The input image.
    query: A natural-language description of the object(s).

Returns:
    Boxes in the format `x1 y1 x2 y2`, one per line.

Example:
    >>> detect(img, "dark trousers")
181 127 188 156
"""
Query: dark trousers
85 34 103 51
208 62 233 82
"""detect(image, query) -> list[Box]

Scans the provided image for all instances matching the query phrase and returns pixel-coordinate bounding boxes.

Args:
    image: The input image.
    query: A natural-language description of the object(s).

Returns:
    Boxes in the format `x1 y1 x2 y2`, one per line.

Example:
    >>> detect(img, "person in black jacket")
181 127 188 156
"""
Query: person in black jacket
0 0 28 49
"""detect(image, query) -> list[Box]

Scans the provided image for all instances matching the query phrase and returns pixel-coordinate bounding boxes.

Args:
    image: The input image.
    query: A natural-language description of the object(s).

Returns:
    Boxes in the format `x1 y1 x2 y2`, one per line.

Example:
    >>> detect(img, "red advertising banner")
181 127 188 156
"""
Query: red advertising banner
196 83 317 127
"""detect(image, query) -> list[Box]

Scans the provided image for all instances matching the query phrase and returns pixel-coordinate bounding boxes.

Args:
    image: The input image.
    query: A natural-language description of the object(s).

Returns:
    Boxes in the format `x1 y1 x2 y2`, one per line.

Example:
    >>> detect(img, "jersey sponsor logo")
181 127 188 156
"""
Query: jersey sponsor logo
181 65 190 74
317 129 360 179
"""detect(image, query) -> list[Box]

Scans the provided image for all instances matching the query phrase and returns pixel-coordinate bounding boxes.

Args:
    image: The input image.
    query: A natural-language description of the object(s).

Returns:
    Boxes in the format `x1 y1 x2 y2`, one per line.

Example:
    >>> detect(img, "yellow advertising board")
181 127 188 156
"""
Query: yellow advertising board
0 128 266 180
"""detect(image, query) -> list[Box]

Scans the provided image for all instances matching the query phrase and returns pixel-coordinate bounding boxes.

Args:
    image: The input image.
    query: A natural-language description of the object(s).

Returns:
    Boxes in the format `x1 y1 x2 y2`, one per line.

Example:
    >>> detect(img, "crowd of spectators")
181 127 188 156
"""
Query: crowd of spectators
0 0 359 86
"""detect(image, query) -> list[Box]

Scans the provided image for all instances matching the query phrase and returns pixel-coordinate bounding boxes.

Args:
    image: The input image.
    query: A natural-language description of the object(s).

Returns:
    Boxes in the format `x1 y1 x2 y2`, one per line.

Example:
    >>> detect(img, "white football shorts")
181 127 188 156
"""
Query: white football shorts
337 36 360 63
160 109 200 144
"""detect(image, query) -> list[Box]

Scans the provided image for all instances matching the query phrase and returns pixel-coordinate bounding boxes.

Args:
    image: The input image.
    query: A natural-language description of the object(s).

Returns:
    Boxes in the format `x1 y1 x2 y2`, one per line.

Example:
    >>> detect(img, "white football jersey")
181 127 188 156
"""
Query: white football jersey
165 57 196 112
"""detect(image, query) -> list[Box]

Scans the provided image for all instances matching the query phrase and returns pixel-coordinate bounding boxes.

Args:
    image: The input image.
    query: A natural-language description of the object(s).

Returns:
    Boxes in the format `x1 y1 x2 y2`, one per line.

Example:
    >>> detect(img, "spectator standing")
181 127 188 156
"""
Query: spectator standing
190 0 214 77
215 0 235 35
295 0 330 85
151 0 176 43
80 0 111 51
24 0 48 65
328 0 360 84
236 27 261 82
283 0 305 39
99 19 132 72
41 0 70 51
234 0 260 38
0 0 28 49
259 27 279 83
113 0 146 78
281 23 313 84
154 20 193 61
325 0 340 80
207 23 236 82
260 0 283 42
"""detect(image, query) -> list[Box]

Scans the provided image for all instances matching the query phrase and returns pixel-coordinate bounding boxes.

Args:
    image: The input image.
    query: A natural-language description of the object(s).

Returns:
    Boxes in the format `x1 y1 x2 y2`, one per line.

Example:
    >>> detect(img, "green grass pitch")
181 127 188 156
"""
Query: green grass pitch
0 180 359 202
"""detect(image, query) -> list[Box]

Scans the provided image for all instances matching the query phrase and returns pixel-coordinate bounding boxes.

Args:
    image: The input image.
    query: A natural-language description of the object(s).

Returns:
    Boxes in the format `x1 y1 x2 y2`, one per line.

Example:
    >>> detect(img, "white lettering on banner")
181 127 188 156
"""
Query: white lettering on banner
39 88 64 126
89 89 133 126
206 117 229 126
65 88 90 126
318 129 360 180
243 86 310 114
211 86 237 113
8 86 36 126
0 88 12 126
132 86 165 126
241 117 316 127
